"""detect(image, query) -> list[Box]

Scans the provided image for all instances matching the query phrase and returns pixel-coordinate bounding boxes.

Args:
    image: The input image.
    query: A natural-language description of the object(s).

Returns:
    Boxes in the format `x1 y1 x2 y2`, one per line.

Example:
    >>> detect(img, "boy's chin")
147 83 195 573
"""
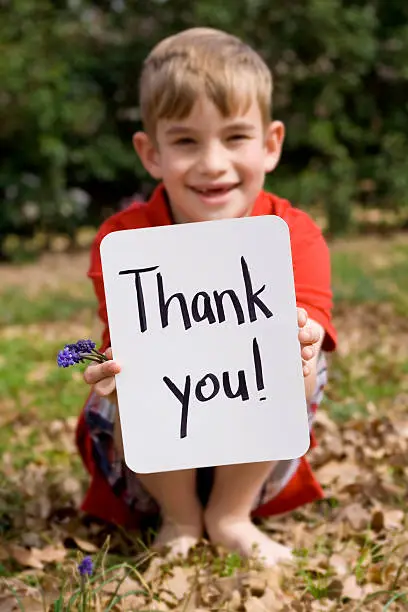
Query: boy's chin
191 208 248 223
193 202 254 223
170 194 254 223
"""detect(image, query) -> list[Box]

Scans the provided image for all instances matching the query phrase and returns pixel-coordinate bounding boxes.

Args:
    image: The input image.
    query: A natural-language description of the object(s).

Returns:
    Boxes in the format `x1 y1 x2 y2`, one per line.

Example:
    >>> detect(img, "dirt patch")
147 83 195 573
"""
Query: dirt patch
0 251 90 294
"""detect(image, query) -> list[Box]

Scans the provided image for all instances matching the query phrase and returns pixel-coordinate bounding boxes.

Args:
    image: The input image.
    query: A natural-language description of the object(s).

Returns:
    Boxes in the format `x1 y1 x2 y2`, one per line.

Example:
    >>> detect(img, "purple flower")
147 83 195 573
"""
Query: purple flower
57 339 107 368
57 346 81 368
78 555 93 577
76 339 96 353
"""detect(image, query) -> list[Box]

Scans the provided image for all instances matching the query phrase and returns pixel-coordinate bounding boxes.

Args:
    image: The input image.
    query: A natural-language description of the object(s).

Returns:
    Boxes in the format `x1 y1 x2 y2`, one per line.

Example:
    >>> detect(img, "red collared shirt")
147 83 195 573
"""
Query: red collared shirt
89 184 336 353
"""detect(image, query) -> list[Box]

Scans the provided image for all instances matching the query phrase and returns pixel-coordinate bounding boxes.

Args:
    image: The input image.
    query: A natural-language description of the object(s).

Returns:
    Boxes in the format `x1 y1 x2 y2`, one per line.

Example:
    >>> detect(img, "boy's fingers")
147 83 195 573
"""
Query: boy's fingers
297 308 308 328
301 345 315 361
105 347 113 360
94 377 116 397
83 360 121 385
298 325 320 346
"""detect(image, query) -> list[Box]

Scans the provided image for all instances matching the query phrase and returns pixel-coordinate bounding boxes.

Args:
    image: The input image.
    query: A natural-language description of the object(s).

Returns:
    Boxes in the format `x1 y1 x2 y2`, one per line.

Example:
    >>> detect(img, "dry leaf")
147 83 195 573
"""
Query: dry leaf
0 596 17 612
315 461 361 488
143 557 165 584
243 573 266 597
329 554 349 577
384 509 404 529
245 596 269 612
17 597 44 612
341 503 370 531
102 575 146 608
7 544 66 569
229 589 242 611
342 575 363 600
36 545 66 564
326 579 343 599
69 536 99 553
371 510 384 532
8 546 44 570
259 587 282 610
214 575 241 598
162 566 191 600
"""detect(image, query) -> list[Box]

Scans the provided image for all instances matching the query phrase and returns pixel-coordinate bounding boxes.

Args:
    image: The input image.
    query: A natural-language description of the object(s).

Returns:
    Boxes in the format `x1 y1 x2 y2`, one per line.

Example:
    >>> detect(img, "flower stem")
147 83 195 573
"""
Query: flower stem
91 349 108 361
79 355 106 364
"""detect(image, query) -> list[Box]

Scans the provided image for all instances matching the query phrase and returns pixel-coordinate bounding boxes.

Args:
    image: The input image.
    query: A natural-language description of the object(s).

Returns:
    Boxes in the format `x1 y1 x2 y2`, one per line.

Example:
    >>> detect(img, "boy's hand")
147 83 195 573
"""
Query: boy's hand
297 308 323 378
83 347 121 403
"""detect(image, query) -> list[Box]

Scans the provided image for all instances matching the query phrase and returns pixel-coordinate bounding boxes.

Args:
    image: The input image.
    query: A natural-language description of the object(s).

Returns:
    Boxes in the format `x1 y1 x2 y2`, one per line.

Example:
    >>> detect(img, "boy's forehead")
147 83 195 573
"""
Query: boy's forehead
157 96 263 130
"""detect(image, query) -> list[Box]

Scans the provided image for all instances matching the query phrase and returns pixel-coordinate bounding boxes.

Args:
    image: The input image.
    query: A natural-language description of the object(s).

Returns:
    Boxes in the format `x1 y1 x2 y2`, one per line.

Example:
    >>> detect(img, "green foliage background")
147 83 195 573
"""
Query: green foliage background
1 0 408 249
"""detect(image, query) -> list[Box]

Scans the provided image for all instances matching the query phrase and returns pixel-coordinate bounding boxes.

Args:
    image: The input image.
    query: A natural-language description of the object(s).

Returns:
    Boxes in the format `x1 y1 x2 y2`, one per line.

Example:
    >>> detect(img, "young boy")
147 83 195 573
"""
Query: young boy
77 27 337 566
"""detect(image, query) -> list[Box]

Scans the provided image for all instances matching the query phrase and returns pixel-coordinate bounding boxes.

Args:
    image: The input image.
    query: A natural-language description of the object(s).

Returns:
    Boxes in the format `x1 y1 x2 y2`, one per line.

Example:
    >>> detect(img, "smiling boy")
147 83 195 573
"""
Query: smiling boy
77 28 337 566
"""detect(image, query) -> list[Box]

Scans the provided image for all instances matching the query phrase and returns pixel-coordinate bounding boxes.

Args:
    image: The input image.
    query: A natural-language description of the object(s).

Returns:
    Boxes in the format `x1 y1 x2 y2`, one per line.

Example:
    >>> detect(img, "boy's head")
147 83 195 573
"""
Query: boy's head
133 28 284 223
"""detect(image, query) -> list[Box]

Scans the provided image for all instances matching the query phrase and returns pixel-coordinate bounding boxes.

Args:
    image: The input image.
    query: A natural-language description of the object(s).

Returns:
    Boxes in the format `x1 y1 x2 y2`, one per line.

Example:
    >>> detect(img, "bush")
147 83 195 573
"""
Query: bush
1 0 408 254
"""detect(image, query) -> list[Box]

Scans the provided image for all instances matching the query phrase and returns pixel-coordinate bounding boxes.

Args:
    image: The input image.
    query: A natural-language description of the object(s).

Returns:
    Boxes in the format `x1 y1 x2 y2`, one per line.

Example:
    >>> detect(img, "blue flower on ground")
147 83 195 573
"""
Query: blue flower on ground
78 555 93 577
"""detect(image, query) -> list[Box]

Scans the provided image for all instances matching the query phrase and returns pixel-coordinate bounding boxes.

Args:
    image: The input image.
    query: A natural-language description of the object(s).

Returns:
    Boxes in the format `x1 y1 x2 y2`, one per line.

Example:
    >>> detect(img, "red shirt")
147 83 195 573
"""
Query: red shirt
89 185 336 353
76 185 337 526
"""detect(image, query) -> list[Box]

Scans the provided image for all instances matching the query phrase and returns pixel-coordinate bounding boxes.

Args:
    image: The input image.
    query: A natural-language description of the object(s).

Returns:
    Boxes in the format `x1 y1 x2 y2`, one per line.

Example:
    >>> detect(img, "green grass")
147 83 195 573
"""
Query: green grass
0 334 89 475
331 238 408 311
0 336 88 414
0 287 96 326
331 252 388 303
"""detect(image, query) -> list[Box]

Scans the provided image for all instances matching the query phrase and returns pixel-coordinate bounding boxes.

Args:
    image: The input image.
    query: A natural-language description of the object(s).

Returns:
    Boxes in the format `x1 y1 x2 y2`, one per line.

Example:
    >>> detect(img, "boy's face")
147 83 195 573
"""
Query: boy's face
133 97 284 223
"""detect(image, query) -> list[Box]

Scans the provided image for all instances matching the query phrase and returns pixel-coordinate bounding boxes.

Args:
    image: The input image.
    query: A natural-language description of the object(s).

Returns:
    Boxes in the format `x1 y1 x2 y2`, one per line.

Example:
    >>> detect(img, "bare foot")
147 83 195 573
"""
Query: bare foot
152 519 203 559
205 512 292 566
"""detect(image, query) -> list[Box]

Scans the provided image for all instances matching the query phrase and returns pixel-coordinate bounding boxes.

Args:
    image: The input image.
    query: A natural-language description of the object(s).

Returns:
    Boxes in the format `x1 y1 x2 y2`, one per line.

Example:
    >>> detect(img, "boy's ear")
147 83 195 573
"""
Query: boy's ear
132 132 163 180
264 121 285 173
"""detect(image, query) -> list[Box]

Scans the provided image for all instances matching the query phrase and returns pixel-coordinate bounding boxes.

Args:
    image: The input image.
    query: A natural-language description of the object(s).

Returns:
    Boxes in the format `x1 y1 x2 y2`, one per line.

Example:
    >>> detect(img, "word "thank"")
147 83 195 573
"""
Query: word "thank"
118 256 273 333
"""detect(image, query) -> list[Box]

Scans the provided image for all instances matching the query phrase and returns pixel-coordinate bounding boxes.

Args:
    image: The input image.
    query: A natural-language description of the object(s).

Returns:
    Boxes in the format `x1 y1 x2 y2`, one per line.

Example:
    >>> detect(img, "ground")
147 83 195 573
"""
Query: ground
0 233 407 611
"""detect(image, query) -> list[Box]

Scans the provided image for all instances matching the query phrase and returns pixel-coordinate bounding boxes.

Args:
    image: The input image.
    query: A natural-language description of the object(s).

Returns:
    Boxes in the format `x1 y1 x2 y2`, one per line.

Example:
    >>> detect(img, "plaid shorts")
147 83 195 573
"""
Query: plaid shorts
84 353 327 515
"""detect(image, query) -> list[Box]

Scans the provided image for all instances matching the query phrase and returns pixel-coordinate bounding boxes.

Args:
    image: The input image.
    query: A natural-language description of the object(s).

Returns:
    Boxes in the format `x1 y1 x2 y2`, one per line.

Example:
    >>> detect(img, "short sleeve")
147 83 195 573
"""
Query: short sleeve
87 219 119 351
290 213 337 351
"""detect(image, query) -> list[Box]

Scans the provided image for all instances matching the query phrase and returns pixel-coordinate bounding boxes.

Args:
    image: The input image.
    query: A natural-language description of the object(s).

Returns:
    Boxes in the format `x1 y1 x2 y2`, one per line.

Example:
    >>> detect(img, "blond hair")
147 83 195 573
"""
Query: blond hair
139 28 273 137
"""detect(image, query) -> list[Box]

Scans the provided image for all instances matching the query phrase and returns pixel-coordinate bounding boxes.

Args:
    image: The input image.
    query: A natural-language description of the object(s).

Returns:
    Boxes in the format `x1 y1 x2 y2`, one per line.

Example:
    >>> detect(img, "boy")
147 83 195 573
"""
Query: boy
77 27 337 566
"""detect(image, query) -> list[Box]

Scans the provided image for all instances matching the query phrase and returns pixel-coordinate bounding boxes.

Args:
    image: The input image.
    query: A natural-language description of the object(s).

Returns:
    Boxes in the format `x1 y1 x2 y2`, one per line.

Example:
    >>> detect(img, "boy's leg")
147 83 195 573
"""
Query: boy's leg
136 469 203 557
114 411 203 557
204 461 292 566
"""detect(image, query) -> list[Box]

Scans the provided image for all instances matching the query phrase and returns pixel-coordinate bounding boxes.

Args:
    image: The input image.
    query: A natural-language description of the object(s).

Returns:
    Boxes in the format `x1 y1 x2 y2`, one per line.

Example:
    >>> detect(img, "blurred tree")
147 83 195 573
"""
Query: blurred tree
1 0 408 254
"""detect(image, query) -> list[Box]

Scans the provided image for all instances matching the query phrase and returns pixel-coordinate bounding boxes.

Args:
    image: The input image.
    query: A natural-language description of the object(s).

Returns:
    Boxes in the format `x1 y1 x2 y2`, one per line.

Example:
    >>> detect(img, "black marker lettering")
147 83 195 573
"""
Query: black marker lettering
119 266 159 332
195 373 220 402
157 272 192 330
241 257 273 322
163 375 191 439
191 292 216 324
222 370 250 401
252 337 266 400
213 289 245 325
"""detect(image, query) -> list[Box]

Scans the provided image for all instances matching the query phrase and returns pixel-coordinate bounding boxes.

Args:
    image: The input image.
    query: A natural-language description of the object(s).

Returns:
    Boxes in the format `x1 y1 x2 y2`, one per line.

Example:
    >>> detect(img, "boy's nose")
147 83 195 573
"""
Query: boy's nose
197 143 228 176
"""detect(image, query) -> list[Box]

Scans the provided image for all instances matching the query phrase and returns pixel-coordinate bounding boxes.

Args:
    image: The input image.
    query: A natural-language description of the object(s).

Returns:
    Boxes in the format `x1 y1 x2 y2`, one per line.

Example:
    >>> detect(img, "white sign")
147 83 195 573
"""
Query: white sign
100 216 309 474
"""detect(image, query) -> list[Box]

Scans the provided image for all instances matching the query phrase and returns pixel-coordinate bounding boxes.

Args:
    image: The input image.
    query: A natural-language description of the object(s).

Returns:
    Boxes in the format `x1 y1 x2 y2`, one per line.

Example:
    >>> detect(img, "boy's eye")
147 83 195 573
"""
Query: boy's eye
173 137 196 145
228 134 249 141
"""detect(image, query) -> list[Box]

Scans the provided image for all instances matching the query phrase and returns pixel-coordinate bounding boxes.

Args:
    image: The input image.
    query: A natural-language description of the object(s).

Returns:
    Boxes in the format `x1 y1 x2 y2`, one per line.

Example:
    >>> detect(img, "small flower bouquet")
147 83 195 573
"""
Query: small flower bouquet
57 339 107 368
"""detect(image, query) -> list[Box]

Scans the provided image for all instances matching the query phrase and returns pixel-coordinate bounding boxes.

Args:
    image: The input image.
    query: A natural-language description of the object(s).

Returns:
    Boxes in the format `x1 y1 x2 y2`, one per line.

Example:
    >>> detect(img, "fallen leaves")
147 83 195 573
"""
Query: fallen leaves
7 544 66 570
1 250 408 611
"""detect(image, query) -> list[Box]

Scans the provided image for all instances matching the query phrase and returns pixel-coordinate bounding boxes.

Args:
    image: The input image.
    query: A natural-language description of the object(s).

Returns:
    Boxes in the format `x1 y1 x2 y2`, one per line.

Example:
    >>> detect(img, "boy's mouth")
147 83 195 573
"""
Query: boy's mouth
190 183 240 197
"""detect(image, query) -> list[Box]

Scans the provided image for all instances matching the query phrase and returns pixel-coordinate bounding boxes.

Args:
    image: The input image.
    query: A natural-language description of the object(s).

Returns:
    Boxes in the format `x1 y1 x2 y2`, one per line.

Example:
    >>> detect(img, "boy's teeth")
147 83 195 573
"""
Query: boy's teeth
200 187 227 194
